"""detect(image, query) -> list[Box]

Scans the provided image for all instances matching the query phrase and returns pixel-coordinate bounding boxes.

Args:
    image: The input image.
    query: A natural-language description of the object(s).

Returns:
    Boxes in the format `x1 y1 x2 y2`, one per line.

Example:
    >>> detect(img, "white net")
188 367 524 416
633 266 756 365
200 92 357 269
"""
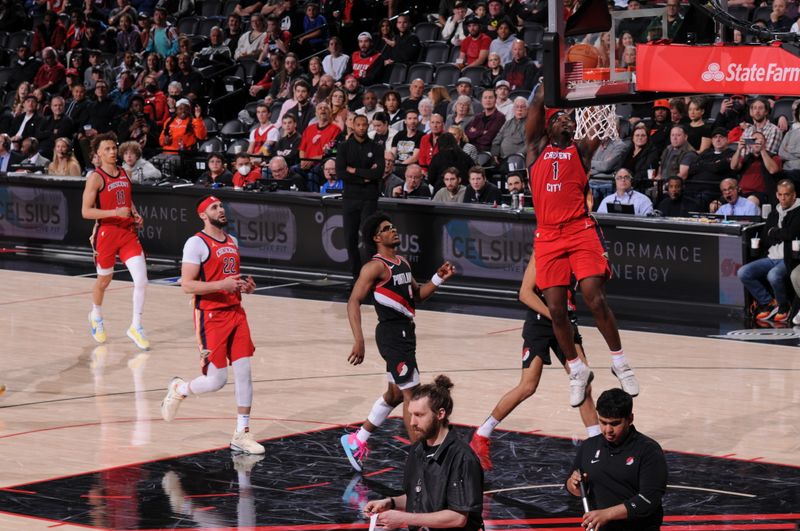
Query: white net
574 104 618 140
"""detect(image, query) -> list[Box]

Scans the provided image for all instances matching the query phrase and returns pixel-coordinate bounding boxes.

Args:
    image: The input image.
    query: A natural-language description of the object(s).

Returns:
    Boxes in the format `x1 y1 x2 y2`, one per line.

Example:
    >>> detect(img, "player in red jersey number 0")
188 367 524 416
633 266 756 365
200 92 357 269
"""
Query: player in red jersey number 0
526 84 640 408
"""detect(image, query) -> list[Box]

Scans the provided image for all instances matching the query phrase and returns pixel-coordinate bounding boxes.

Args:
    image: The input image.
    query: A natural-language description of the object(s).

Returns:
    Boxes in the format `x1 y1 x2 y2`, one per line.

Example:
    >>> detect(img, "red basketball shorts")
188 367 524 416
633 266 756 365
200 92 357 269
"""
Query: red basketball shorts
93 224 143 271
534 219 611 290
194 306 255 373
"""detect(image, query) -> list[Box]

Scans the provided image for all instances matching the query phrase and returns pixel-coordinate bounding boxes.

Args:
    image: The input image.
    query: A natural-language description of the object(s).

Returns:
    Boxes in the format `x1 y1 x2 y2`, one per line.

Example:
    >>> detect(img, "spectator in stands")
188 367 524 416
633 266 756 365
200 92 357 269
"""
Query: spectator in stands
494 80 513 118
320 157 343 193
38 95 74 158
418 99 434 133
12 47 41 89
619 124 655 185
231 153 262 188
484 52 504 88
266 53 304 105
159 98 207 152
235 0 264 17
656 125 697 181
297 3 327 56
384 14 420 66
116 14 142 53
260 0 283 17
351 32 383 86
502 39 537 92
89 81 123 133
687 127 734 206
738 179 800 321
109 71 136 109
33 47 66 94
465 88 505 152
428 131 474 189
299 102 341 190
250 50 282 97
65 12 88 51
446 94 474 129
713 95 748 140
457 15 490 69
644 99 671 155
741 98 783 155
235 13 267 60
137 12 154 50
146 7 178 57
356 90 382 123
65 83 92 129
645 0 682 40
344 75 363 112
0 134 21 172
109 0 138 27
157 55 178 92
142 76 168 125
450 124 479 162
280 79 313 131
174 53 202 101
32 11 67 54
224 14 243 56
381 150 404 196
115 52 142 81
710 178 760 216
381 90 404 131
260 15 290 56
391 163 432 198
198 27 232 63
10 96 42 152
447 77 479 116
248 103 279 156
135 53 163 91
485 0 506 37
506 172 526 195
120 140 161 183
491 96 526 164
419 114 445 171
442 1 470 46
312 74 335 104
464 165 501 204
490 20 515 66
597 168 654 215
429 85 451 119
268 155 307 190
369 112 396 152
47 137 82 176
18 137 50 172
329 87 349 131
321 37 348 81
765 0 793 31
731 131 782 207
374 18 395 58
275 113 301 167
621 45 636 68
779 102 800 178
11 82 32 118
686 97 712 153
656 176 698 216
401 78 426 114
117 95 158 153
392 109 423 166
196 152 234 187
432 167 467 202
668 97 688 127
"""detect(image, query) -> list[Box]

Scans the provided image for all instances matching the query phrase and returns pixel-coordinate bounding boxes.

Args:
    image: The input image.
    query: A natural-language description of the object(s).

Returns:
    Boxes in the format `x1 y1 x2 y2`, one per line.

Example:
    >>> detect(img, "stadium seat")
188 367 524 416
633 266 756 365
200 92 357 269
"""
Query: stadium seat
752 5 771 22
395 84 410 99
222 75 244 93
201 0 222 16
615 103 633 120
7 31 32 50
422 42 450 64
460 66 489 87
177 16 202 35
244 100 260 118
367 83 391 99
220 119 247 138
477 151 494 169
197 16 224 37
522 23 545 49
414 22 441 42
203 116 220 135
199 137 224 153
406 62 434 84
434 63 461 87
188 34 209 51
448 45 461 63
387 63 408 85
270 102 282 123
509 89 531 100
771 98 795 126
0 68 14 91
238 58 261 83
727 4 751 20
505 153 526 173
706 95 726 121
221 0 238 16
227 138 250 154
0 31 8 48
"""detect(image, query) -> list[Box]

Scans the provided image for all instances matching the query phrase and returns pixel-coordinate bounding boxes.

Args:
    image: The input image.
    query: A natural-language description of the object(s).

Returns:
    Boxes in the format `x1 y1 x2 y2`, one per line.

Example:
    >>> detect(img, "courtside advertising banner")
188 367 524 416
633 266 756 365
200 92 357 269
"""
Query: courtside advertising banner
0 185 68 240
636 43 800 95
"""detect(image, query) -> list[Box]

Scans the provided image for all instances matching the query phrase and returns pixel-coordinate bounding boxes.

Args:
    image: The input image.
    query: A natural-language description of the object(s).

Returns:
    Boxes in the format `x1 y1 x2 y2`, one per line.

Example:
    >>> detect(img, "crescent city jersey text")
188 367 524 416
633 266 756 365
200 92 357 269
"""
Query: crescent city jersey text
372 254 415 322
529 143 591 229
95 166 135 230
194 231 242 311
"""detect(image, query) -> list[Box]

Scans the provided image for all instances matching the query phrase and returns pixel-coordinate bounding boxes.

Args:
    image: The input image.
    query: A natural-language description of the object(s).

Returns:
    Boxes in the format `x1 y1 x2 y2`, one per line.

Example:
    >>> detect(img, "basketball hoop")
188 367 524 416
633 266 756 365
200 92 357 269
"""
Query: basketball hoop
574 104 618 140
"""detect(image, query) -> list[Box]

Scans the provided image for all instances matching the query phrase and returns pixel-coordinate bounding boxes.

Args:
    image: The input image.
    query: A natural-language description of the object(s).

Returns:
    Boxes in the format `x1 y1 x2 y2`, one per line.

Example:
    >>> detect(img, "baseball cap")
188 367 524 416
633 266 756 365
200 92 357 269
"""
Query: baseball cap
65 68 79 76
457 77 472 86
357 31 372 40
465 15 480 25
711 127 728 137
495 80 510 88
176 98 191 107
454 1 467 7
653 99 670 110
154 5 168 12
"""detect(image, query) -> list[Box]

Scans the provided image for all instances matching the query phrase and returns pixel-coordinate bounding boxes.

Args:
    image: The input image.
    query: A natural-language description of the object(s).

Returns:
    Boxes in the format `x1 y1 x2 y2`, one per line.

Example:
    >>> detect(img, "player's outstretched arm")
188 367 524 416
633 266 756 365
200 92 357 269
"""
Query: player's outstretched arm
346 260 384 365
526 83 545 149
81 171 131 220
413 261 455 301
518 256 551 319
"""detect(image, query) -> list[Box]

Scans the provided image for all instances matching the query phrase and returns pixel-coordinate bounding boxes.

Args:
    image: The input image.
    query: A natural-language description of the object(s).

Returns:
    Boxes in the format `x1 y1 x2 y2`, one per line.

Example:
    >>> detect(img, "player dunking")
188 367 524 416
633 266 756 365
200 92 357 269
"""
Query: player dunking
526 84 639 407
340 212 455 472
470 254 600 470
160 196 264 455
81 132 150 350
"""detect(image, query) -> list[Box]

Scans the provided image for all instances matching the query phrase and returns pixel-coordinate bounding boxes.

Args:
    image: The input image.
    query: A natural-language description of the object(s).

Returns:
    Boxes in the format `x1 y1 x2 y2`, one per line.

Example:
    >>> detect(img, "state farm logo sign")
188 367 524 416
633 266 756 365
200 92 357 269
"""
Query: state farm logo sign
701 61 800 83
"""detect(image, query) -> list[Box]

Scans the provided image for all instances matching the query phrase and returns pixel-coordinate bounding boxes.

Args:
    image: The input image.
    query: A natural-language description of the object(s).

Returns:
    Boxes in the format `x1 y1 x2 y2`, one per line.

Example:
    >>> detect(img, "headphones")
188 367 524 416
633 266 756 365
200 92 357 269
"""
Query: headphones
56 137 73 156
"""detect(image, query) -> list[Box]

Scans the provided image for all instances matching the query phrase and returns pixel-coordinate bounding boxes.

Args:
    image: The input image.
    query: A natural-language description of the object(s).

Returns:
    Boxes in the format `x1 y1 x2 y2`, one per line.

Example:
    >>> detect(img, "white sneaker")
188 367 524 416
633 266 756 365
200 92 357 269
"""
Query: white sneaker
611 362 640 397
160 377 186 422
793 311 800 326
231 430 265 455
569 365 594 407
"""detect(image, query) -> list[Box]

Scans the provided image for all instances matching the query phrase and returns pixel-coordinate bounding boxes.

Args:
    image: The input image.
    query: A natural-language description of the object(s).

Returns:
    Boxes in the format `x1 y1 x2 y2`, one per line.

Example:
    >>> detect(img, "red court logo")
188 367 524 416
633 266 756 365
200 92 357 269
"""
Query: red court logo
397 362 408 377
626 456 635 465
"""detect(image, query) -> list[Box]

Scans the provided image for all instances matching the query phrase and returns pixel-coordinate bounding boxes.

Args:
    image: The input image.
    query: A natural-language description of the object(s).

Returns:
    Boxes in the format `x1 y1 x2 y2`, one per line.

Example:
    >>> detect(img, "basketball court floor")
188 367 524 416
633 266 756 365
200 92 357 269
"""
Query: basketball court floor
0 259 798 530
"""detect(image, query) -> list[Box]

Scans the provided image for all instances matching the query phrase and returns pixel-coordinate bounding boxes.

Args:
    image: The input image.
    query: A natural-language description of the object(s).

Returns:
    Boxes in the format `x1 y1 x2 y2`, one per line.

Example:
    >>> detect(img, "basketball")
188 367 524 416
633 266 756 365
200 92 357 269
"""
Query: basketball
0 383 6 395
566 43 601 69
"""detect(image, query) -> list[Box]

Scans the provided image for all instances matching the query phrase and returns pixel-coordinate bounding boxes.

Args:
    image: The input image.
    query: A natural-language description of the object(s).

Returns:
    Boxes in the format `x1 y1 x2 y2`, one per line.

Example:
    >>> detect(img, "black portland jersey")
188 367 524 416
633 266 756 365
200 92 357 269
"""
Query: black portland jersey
372 254 415 322
525 282 578 326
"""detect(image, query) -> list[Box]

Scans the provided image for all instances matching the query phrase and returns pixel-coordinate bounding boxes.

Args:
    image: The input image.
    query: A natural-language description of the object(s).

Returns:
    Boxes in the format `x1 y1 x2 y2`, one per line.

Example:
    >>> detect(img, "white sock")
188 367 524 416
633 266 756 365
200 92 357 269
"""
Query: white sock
366 397 394 427
92 304 102 320
611 350 626 368
476 415 500 438
125 255 148 329
568 358 586 375
237 414 250 432
356 426 371 443
586 424 601 437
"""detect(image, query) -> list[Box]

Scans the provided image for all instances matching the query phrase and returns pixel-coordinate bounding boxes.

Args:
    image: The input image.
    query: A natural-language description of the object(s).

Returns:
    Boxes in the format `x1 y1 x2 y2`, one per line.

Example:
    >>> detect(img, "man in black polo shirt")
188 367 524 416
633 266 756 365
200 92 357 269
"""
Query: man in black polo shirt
336 114 385 280
566 388 667 531
364 375 484 531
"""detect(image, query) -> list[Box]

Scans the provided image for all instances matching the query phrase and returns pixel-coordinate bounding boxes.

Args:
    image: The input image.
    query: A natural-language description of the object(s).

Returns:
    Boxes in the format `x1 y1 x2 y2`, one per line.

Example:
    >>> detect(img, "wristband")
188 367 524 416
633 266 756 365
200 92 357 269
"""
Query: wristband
431 273 444 286
388 497 395 509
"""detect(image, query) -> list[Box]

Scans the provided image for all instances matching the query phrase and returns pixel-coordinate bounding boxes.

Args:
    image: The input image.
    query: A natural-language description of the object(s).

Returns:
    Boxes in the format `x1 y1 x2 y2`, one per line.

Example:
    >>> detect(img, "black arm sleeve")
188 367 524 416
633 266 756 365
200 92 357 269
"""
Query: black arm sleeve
623 440 667 519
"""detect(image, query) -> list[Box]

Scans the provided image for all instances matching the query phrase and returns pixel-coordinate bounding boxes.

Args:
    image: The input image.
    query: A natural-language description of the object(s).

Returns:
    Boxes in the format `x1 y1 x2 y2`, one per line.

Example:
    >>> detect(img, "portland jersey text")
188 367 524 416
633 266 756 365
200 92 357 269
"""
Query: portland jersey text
529 143 590 229
372 254 415 321
195 231 242 311
96 167 134 230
